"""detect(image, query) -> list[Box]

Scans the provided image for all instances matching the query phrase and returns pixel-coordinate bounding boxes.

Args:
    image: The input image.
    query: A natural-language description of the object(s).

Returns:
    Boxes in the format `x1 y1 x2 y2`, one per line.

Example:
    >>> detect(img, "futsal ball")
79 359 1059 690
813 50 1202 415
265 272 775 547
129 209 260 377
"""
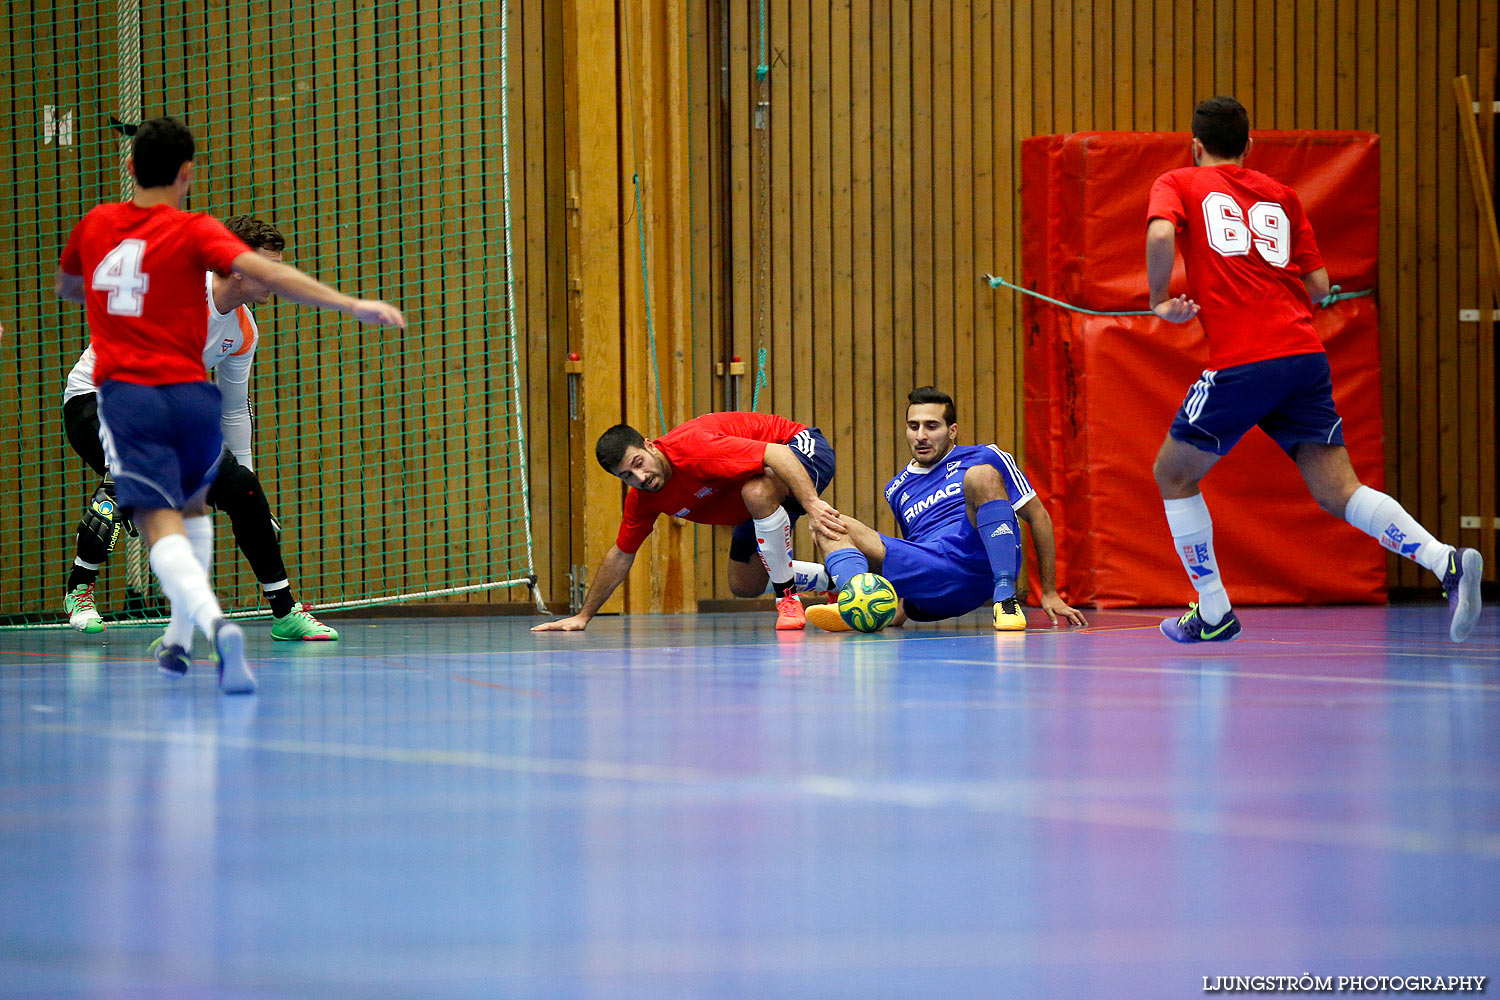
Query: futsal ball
836 573 898 632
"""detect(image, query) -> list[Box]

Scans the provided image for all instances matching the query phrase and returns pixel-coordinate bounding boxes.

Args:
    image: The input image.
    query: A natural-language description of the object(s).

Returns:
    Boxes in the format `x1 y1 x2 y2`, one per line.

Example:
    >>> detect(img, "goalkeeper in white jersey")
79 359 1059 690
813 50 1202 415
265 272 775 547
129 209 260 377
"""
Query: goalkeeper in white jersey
61 215 337 642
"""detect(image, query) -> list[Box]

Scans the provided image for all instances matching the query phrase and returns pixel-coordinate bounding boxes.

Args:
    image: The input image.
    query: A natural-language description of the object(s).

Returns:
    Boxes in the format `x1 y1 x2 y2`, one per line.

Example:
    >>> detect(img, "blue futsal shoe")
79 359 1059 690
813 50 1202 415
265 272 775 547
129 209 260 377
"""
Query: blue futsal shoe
149 635 191 676
1442 547 1484 643
1160 603 1241 643
212 620 257 695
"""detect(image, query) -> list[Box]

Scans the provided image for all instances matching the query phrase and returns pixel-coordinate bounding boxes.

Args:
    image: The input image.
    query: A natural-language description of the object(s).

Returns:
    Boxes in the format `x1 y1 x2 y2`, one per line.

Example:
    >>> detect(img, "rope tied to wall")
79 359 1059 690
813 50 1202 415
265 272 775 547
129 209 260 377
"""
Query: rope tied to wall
983 272 1373 315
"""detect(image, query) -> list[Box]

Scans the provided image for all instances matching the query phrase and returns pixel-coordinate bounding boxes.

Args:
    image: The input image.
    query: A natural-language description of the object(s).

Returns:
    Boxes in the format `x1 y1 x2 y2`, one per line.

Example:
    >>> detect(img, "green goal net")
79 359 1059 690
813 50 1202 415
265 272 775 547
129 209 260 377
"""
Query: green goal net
0 0 542 626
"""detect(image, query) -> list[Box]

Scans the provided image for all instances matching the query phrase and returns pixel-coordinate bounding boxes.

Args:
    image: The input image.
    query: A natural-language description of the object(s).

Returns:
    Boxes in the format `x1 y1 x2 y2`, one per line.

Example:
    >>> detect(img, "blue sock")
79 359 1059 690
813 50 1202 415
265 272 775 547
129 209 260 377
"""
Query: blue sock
824 547 869 591
975 500 1022 601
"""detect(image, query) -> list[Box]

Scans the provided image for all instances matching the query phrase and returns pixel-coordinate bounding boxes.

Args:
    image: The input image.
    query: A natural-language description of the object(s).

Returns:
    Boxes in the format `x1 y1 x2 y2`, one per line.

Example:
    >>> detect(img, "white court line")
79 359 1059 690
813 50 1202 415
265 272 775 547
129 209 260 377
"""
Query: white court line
936 657 1500 693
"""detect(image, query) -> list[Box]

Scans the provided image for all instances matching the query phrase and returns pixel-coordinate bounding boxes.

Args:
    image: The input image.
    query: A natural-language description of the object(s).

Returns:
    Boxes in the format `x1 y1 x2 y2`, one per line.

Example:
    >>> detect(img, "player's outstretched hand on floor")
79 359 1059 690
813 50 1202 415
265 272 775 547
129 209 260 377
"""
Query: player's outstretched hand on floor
806 498 846 539
1039 592 1089 628
351 299 407 328
531 614 590 632
1152 295 1200 324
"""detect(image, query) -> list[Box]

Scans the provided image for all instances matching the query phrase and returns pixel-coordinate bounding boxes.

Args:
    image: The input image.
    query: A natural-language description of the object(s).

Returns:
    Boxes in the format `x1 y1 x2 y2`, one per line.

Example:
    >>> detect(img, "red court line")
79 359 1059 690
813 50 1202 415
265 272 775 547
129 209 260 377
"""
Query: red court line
375 656 561 701
0 649 150 663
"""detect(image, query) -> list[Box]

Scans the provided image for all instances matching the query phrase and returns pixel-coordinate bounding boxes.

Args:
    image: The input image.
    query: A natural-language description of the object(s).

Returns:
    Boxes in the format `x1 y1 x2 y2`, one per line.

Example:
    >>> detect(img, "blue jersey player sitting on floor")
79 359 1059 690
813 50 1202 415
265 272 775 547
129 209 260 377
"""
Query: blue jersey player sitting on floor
805 386 1088 632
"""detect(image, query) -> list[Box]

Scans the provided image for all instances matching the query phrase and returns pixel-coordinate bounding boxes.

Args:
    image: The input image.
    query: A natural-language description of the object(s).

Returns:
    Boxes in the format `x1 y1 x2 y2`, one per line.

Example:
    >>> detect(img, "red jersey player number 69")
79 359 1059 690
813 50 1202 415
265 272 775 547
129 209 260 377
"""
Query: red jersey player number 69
1202 192 1292 268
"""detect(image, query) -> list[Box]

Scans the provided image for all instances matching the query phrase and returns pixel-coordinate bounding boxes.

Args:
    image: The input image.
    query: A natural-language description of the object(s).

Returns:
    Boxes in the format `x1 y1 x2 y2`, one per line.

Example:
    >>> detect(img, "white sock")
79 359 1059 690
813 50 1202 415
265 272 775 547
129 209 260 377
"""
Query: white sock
752 508 795 592
165 517 215 650
1344 485 1453 577
163 605 195 651
149 534 223 642
761 560 831 595
183 516 213 574
74 557 100 571
1164 494 1231 625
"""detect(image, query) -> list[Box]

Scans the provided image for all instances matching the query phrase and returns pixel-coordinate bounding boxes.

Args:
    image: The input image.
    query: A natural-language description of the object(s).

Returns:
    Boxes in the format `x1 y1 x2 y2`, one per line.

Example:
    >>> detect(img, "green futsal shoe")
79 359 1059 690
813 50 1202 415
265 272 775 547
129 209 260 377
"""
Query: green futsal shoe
64 583 105 634
271 603 339 641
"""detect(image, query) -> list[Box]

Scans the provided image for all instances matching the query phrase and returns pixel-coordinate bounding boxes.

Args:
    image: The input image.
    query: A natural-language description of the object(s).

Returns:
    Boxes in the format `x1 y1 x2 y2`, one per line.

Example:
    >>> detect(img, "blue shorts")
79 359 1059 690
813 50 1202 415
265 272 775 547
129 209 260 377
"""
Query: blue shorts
1170 351 1345 457
96 379 226 513
879 523 994 622
728 427 836 562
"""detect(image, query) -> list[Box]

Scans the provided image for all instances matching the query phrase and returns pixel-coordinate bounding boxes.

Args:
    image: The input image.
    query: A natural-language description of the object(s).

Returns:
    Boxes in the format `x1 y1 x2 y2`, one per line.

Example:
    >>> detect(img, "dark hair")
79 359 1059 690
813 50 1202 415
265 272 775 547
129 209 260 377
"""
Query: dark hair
131 116 196 188
907 386 957 426
596 424 645 472
1191 96 1250 159
223 215 285 253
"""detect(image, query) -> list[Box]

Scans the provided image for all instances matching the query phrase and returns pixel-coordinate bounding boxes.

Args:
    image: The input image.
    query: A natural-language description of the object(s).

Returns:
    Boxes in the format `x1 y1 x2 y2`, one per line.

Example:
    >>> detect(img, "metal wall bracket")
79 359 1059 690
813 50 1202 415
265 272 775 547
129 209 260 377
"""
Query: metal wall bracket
568 564 588 613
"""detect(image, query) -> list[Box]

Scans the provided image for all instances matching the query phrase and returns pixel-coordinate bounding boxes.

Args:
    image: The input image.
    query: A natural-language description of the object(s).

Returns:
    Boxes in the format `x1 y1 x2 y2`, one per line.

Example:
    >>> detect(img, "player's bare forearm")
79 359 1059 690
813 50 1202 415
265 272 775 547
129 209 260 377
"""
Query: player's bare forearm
530 545 635 631
1302 266 1331 305
578 546 634 617
1145 220 1178 309
231 253 406 328
1146 222 1199 324
1017 497 1087 626
1018 498 1060 594
762 444 819 508
763 443 846 537
231 254 344 310
55 270 85 304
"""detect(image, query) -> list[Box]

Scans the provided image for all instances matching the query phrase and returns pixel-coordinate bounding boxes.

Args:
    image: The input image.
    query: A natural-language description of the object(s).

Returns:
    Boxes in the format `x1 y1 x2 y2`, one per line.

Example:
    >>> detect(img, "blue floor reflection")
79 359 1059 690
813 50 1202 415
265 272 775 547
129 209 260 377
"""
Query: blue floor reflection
2 605 1497 998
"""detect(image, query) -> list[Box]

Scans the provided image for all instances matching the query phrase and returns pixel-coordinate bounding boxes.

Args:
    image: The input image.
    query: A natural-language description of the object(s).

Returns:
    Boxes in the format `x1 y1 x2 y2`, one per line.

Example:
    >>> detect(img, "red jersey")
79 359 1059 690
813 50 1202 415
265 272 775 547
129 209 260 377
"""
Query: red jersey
1147 164 1325 370
59 202 250 386
615 412 808 553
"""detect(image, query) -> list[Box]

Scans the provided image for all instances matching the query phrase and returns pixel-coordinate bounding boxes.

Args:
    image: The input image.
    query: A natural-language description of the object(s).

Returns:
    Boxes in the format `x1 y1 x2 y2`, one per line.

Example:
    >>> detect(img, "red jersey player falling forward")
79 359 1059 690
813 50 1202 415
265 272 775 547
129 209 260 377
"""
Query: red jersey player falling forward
55 116 406 693
532 412 843 632
1146 96 1482 644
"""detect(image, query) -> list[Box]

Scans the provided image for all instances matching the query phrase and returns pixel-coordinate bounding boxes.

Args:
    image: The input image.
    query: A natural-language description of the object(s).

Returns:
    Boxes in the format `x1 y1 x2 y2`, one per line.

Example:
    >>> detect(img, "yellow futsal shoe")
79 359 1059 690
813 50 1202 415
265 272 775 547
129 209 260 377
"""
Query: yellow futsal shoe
993 597 1027 631
805 601 854 633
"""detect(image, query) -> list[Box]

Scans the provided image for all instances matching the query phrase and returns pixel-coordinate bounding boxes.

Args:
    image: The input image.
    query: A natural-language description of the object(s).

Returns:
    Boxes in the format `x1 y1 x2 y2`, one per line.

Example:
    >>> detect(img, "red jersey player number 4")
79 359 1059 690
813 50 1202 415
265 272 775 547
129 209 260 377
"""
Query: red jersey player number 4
53 115 406 695
60 203 251 386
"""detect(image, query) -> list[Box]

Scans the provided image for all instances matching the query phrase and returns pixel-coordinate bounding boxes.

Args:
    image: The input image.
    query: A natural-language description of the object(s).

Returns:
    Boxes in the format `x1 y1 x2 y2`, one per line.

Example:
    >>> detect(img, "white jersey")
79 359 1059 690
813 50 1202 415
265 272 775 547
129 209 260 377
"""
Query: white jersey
64 272 260 468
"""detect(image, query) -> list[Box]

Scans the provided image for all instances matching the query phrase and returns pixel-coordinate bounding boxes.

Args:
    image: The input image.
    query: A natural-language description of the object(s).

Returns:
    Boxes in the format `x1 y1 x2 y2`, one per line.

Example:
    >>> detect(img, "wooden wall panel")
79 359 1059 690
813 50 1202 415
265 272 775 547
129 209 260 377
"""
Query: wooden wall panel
852 0 876 532
692 0 1500 603
871 0 897 535
890 0 915 534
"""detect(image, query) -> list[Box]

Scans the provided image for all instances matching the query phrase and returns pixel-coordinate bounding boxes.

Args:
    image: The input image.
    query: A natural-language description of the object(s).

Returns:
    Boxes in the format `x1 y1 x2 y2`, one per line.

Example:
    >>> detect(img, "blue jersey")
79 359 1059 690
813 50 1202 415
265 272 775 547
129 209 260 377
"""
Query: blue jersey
883 445 1035 543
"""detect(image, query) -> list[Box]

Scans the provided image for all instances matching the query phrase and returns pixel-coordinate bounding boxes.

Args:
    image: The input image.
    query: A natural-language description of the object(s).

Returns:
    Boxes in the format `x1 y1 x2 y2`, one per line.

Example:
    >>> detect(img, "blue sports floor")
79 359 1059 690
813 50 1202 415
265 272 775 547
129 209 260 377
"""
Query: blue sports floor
2 605 1497 999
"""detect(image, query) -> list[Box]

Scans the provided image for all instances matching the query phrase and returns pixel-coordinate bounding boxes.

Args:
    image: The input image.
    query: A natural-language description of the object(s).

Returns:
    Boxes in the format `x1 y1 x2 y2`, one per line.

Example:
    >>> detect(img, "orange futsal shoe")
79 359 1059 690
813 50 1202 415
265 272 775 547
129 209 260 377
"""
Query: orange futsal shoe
774 592 807 630
804 602 853 633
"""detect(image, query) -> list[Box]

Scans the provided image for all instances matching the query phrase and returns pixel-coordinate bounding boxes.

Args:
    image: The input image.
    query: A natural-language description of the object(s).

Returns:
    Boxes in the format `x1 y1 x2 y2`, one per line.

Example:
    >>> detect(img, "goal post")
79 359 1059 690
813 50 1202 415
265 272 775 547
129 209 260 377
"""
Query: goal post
0 0 544 627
